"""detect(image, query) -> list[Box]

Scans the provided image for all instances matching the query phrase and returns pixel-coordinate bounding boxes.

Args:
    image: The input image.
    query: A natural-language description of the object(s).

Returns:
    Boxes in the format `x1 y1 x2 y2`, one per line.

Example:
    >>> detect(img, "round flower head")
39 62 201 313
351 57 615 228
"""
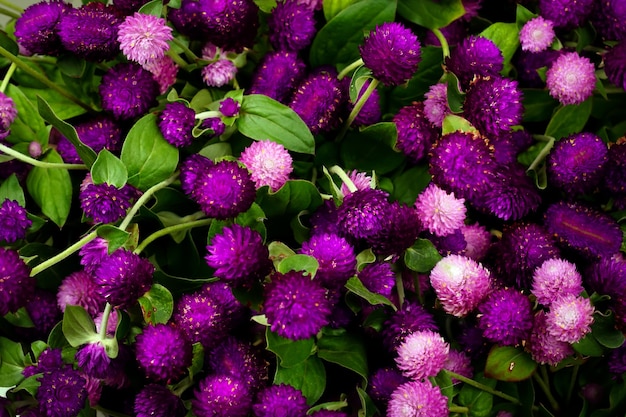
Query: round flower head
144 55 179 94
445 35 503 89
415 183 466 237
368 367 409 410
78 237 110 275
248 51 307 102
219 98 240 117
309 199 341 236
0 92 17 139
300 233 356 288
135 323 193 382
393 102 439 164
547 132 608 195
395 330 449 380
359 22 421 86
201 117 226 138
14 0 70 55
179 154 214 196
135 384 185 417
387 380 448 417
75 341 110 379
520 16 555 52
193 374 252 417
80 178 139 224
364 201 420 257
58 2 123 61
37 368 87 417
527 311 574 365
546 51 596 105
205 224 271 287
604 42 626 91
337 188 390 242
444 349 473 381
428 228 468 256
514 48 562 88
429 254 492 317
539 0 594 30
23 289 61 339
544 201 622 258
263 270 332 340
477 288 534 346
57 270 106 315
423 82 451 127
209 336 268 391
585 256 626 299
99 62 160 120
532 258 583 306
592 0 626 41
0 248 34 316
460 223 491 261
113 0 144 15
289 70 345 134
56 116 123 164
202 59 237 87
358 261 395 299
0 199 31 243
93 249 154 309
158 102 196 148
239 140 293 191
382 301 439 351
253 384 308 417
340 170 372 196
545 294 594 343
268 0 317 52
463 75 523 138
118 12 172 66
604 141 626 195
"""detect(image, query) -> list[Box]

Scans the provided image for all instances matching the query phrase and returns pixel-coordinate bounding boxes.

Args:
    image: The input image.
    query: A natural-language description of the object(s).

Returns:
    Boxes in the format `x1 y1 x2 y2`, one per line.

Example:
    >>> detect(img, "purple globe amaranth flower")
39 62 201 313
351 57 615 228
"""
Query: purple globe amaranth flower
14 0 71 56
527 310 574 365
202 59 237 87
263 270 332 340
477 288 534 346
57 270 106 316
520 16 556 52
80 177 139 224
144 55 179 94
368 367 409 410
37 368 87 417
532 258 584 306
79 237 110 275
604 42 626 91
135 323 193 382
193 374 252 417
158 102 196 148
387 380 448 417
463 75 524 138
248 51 307 103
134 384 185 417
219 98 240 117
592 0 626 41
179 154 214 196
395 330 449 380
0 199 31 242
209 336 268 391
205 224 271 287
309 199 341 236
340 170 372 196
337 188 390 242
544 201 622 258
604 140 626 196
545 294 594 343
428 228 468 256
424 19 468 48
23 348 64 378
358 261 395 299
366 201 421 257
58 2 123 61
547 132 608 195
93 249 154 309
546 51 596 105
393 102 439 164
344 78 382 127
22 289 61 340
460 223 491 261
118 12 172 66
514 48 563 88
423 83 451 127
382 301 439 351
359 22 421 86
585 255 626 299
0 92 17 139
445 35 504 89
430 254 493 317
253 384 308 417
415 183 466 237
201 117 226 138
268 0 317 52
75 341 111 379
56 116 123 164
539 0 594 30
0 248 34 316
239 140 293 191
99 63 159 120
300 233 356 288
444 349 473 381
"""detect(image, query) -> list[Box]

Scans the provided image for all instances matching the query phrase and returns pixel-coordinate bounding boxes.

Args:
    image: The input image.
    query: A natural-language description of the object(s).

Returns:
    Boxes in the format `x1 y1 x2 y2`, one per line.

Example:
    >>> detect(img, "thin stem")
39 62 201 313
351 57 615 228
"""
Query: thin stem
195 110 222 120
118 173 179 231
431 28 451 58
449 406 470 414
395 272 405 309
133 218 213 255
533 369 560 412
413 272 424 305
0 62 16 93
171 37 199 62
527 136 555 173
0 0 22 13
30 230 98 276
337 58 364 80
166 48 189 69
0 6 20 19
0 143 87 170
336 78 379 141
98 303 112 340
329 165 357 193
443 370 522 405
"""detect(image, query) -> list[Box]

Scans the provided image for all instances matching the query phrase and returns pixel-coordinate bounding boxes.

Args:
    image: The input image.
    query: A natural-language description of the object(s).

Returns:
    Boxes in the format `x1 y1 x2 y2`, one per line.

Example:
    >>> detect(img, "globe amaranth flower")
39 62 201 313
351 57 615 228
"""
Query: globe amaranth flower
532 258 583 306
80 176 139 224
219 97 240 117
268 0 317 52
14 0 71 56
79 237 110 275
179 154 214 196
22 289 61 340
539 0 594 30
158 102 196 148
444 349 473 381
477 288 534 346
545 294 594 343
93 249 154 309
300 233 356 288
547 132 608 195
359 22 421 86
135 323 193 382
205 224 271 287
248 51 307 103
118 12 172 66
135 384 185 417
209 336 268 391
430 254 493 317
253 384 308 417
57 270 106 316
546 51 596 105
368 367 409 410
514 48 563 88
0 199 31 243
342 77 381 127
423 82 451 127
592 0 626 41
37 368 88 417
423 19 468 48
527 310 574 365
605 42 626 94
460 223 491 261
202 59 237 87
415 183 466 237
239 140 293 191
427 228 468 257
143 55 179 94
520 16 556 52
544 201 622 258
358 261 395 299
0 92 17 139
337 188 390 242
393 102 439 164
340 170 373 196
200 117 226 138
192 374 252 417
585 256 626 299
445 35 503 89
56 116 123 164
75 341 111 379
387 380 448 417
604 141 626 198
99 63 159 120
263 271 332 340
395 330 449 380
0 247 35 316
382 301 439 351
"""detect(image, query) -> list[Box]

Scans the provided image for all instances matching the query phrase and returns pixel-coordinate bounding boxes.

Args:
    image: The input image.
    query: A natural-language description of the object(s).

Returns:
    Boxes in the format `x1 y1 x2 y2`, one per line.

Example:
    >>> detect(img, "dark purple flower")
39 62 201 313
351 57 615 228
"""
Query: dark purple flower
605 42 626 91
300 233 356 288
135 323 193 382
14 0 71 55
585 256 626 299
423 19 468 48
358 261 395 299
0 247 34 316
478 288 533 346
367 201 422 257
23 348 65 378
23 289 61 339
37 368 87 417
393 102 439 164
76 341 111 379
208 336 268 391
219 97 240 117
80 178 138 224
609 342 626 376
57 270 106 315
248 51 307 103
382 300 439 351
158 102 196 148
253 384 308 417
427 228 468 256
445 35 503 89
592 0 626 41
56 116 123 164
337 188 390 242
200 117 226 137
309 199 341 236
368 367 409 411
193 374 252 417
513 49 563 88
179 154 214 196
604 141 626 195
268 0 317 52
113 0 144 15
539 0 594 30
134 384 185 417
359 22 421 86
79 237 110 275
99 63 159 120
343 78 381 127
0 199 31 242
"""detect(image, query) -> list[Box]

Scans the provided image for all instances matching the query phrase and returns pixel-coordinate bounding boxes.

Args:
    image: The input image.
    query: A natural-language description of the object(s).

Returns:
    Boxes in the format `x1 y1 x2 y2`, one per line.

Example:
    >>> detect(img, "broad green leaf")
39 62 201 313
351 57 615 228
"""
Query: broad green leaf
257 180 323 218
515 3 537 28
121 113 179 191
12 374 41 396
545 99 593 139
317 331 369 381
6 84 48 146
0 31 19 55
266 328 315 368
435 370 454 404
26 150 72 227
277 254 319 277
398 0 465 30
484 346 537 382
442 114 478 135
341 122 404 175
573 332 605 357
458 372 496 417
237 94 315 154
356 386 380 417
96 224 130 253
522 89 558 123
323 0 357 21
138 283 174 325
0 173 26 206
391 164 431 205
252 0 276 13
443 71 464 113
57 54 86 78
0 336 27 386
274 355 326 405
592 311 625 349
20 86 86 121
349 65 373 103
404 239 442 273
138 0 163 16
345 276 397 310
268 241 297 269
480 22 520 75
3 307 34 328
188 342 205 378
61 305 99 347
91 149 128 188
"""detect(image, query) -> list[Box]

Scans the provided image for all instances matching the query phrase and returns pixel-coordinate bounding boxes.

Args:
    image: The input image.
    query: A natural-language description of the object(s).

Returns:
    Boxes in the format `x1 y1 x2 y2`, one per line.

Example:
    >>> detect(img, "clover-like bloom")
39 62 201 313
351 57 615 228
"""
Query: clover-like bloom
268 0 317 52
99 63 159 120
396 330 449 380
289 70 345 134
387 380 448 417
118 12 172 66
135 323 193 382
57 270 106 316
202 59 237 87
37 368 88 417
393 102 439 164
209 336 268 391
14 0 71 55
546 51 596 105
415 183 466 237
0 247 35 316
248 51 307 102
0 199 31 243
423 82 451 127
359 22 421 86
520 16 556 52
239 140 293 192
78 237 110 275
358 261 395 299
545 294 594 344
300 232 356 288
75 341 111 379
337 188 390 242
56 116 123 164
477 288 534 346
539 0 594 30
193 374 252 417
80 177 139 224
253 384 309 417
592 0 626 41
179 154 214 197
158 102 196 148
532 258 584 306
134 384 185 417
527 311 574 366
382 301 439 351
445 35 503 89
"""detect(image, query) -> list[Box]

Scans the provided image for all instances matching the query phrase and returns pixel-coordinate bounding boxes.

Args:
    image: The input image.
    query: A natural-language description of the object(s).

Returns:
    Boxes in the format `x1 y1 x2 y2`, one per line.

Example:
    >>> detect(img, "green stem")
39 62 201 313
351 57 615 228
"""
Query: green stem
0 143 87 170
533 368 560 412
395 272 405 309
413 272 424 305
0 46 96 113
98 303 112 340
337 58 364 80
133 218 213 255
0 0 22 13
329 165 357 193
30 230 98 276
0 6 19 20
449 405 470 414
431 28 451 58
195 110 222 120
443 370 522 405
171 37 199 62
527 136 555 173
0 62 16 93
566 364 580 403
118 173 180 231
166 48 189 69
336 78 379 141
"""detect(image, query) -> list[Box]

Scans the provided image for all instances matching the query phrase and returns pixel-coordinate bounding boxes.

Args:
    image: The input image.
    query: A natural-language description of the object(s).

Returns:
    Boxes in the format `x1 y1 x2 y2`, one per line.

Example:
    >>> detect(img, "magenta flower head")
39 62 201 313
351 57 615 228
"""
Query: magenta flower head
300 233 356 288
118 12 172 66
268 0 317 52
423 82 451 127
445 35 503 89
202 59 237 87
520 16 555 52
14 0 71 55
343 78 381 127
585 256 626 300
382 301 439 351
532 258 584 306
340 170 372 195
539 0 594 30
477 288 534 346
144 55 179 94
358 261 395 299
99 63 159 120
337 188 390 242
0 199 31 243
393 102 439 164
460 223 491 261
545 294 594 343
80 176 139 224
263 270 332 340
359 22 421 86
134 384 185 417
179 154 214 196
79 237 110 275
430 254 492 317
57 270 106 316
415 183 466 237
158 102 196 148
592 0 626 41
219 97 240 117
209 336 268 391
23 289 60 339
546 51 596 105
75 341 111 379
248 51 307 103
193 374 252 417
395 330 449 380
527 311 574 365
387 380 448 417
135 323 193 383
36 368 87 417
56 115 123 164
93 249 154 309
0 248 34 316
0 92 17 139
239 140 293 191
604 42 626 90
368 367 409 411
253 384 308 417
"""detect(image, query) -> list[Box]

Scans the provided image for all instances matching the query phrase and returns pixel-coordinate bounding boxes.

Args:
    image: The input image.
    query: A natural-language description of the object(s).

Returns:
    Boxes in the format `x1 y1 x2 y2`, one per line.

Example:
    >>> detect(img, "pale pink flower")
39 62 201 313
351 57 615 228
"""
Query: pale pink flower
118 12 173 66
396 330 449 380
415 183 466 236
143 55 179 94
239 140 293 191
202 59 237 87
545 294 594 344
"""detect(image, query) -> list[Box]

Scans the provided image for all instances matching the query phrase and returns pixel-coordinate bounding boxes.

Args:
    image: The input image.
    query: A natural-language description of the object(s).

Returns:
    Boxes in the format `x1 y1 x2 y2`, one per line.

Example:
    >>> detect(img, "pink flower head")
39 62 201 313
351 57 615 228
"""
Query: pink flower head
423 82 450 127
460 223 491 261
143 55 179 94
118 12 173 66
395 330 449 380
527 310 573 365
202 59 237 87
546 51 596 105
520 16 556 52
387 380 448 417
545 294 594 343
531 258 584 306
415 183 467 237
340 170 373 195
57 270 106 316
239 139 293 191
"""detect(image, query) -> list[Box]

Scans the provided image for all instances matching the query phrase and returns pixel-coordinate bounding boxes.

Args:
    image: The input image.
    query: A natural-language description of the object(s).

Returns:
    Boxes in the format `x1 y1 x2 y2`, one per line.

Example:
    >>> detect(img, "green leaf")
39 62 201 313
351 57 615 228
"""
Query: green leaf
345 276 397 310
101 337 119 359
522 89 558 123
443 71 465 113
268 241 297 269
391 164 431 205
0 31 19 55
257 180 323 218
573 331 605 357
349 65 373 103
6 84 48 146
356 248 376 270
188 342 205 378
404 238 442 273
341 122 404 175
12 373 41 396
138 0 163 16
237 94 315 154
435 370 454 404
479 22 520 75
515 3 537 28
309 0 396 68
26 150 72 227
121 113 179 191
91 149 128 188
592 311 625 349
323 0 357 21
277 254 319 277
3 307 34 328
57 54 86 78
252 0 276 13
356 386 380 417
138 283 174 325
266 328 315 368
20 86 87 121
544 99 593 139
442 114 478 135
484 345 537 382
317 331 369 381
0 173 26 206
398 0 465 30
0 336 27 386
61 305 99 347
96 225 130 253
458 372 496 417
274 355 326 405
